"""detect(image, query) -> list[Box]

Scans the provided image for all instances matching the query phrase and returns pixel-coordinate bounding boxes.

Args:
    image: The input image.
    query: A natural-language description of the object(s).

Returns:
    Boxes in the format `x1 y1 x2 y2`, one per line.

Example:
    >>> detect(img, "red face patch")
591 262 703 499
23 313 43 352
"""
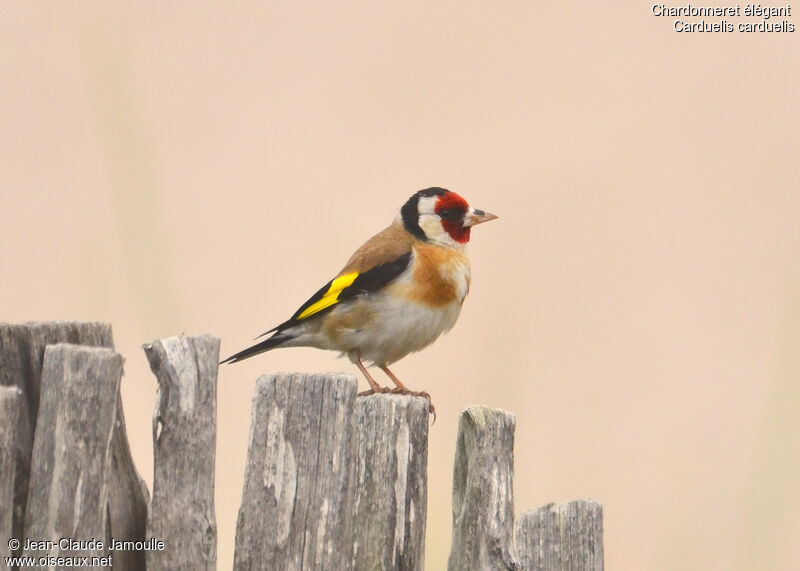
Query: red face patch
435 191 470 243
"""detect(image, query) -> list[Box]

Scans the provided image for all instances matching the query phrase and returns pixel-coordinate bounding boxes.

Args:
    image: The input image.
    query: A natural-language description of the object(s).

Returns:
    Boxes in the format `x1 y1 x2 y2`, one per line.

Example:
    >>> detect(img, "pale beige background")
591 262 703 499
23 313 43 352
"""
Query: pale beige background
2 3 799 570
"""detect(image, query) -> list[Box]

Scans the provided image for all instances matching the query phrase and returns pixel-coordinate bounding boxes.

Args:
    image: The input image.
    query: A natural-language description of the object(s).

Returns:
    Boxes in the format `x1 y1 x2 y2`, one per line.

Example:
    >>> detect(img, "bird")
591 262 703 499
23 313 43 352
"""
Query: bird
221 187 497 410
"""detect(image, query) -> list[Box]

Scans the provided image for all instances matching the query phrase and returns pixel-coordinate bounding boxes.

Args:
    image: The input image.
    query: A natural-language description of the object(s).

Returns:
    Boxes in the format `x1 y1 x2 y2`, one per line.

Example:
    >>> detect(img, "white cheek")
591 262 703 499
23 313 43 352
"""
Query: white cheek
418 215 457 247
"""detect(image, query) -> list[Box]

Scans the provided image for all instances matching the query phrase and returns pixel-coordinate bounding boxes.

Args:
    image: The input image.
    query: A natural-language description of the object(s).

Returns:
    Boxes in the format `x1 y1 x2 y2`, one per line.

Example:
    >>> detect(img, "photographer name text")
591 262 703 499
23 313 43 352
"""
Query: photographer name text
21 537 165 552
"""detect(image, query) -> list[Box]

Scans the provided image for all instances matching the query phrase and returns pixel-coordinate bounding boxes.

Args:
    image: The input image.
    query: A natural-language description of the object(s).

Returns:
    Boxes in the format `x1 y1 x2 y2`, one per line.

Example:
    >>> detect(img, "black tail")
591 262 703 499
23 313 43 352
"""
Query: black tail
220 333 288 364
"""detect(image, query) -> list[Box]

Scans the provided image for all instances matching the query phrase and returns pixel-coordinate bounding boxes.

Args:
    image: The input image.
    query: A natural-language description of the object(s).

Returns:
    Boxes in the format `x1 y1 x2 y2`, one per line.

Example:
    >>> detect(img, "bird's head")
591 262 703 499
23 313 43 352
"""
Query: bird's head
400 187 498 247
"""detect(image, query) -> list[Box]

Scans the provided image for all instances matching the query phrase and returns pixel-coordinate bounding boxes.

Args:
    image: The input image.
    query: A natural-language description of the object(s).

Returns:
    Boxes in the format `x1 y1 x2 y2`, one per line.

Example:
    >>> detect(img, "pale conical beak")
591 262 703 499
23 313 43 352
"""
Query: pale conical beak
463 208 498 227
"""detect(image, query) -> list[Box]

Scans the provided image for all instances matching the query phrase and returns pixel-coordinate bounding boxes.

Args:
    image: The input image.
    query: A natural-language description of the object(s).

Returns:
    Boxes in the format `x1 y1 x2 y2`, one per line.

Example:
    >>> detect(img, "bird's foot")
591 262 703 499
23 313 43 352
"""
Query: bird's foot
389 387 430 398
389 388 436 422
358 387 436 422
357 387 392 397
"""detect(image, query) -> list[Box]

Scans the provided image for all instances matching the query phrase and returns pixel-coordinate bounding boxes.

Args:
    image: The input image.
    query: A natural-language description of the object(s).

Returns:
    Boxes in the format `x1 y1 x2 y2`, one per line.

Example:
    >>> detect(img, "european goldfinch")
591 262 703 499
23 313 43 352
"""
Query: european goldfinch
222 187 497 404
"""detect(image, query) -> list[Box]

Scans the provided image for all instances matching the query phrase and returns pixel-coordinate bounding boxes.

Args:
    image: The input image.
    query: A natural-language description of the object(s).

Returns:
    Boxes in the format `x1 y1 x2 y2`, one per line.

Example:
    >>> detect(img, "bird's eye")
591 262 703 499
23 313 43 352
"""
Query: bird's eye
438 208 462 221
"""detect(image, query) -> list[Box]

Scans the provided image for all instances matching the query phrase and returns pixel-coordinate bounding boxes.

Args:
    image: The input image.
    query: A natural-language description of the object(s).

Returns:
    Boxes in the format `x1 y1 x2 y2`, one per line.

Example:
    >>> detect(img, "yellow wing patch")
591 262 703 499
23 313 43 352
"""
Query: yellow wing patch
297 272 359 320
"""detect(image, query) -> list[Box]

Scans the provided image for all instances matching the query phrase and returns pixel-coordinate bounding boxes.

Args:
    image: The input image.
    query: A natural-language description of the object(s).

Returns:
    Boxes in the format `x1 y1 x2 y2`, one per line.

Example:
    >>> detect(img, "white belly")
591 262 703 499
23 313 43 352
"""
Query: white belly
338 294 463 365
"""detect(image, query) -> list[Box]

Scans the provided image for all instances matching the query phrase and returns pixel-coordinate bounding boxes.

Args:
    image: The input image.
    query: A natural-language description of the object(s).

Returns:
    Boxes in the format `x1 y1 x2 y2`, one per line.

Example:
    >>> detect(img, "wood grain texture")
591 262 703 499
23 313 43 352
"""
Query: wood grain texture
144 335 220 571
0 387 22 561
23 344 123 562
516 500 604 571
352 393 429 570
0 321 148 568
234 374 432 570
448 406 519 571
234 373 358 571
0 321 113 543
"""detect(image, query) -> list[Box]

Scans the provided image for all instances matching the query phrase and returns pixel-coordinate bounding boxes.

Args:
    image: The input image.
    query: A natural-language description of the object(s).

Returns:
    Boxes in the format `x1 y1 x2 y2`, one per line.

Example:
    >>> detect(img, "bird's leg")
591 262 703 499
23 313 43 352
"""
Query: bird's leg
379 365 436 419
355 358 390 396
381 365 407 392
379 365 422 396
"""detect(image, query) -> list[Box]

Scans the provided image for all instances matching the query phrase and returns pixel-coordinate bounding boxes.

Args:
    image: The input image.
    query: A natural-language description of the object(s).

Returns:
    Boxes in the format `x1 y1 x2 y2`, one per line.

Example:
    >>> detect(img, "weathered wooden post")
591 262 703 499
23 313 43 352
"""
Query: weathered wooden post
447 405 605 571
234 373 430 570
0 387 22 562
234 373 358 570
0 321 148 568
516 500 604 571
351 394 429 570
144 335 220 571
0 322 112 545
23 344 123 563
448 406 518 571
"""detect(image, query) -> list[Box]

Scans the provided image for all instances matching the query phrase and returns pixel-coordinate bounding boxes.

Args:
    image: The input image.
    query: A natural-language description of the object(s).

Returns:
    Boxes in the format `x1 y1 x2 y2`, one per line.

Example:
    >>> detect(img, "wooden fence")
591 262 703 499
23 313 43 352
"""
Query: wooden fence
0 322 603 570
